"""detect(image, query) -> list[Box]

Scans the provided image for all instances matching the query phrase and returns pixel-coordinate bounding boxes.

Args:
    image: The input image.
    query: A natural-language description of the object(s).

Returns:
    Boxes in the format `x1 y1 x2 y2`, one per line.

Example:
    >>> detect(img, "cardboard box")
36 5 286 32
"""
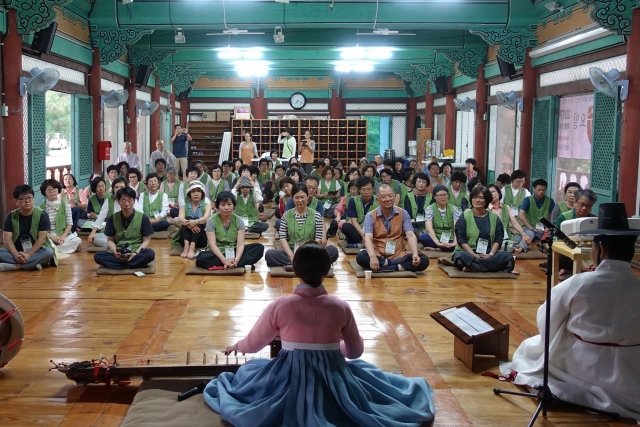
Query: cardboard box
216 111 231 122
201 112 216 121
235 112 253 119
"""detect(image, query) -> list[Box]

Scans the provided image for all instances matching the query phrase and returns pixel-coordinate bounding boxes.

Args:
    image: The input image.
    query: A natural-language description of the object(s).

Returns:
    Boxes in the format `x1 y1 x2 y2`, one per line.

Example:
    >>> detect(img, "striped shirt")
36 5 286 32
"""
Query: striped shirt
278 210 324 242
44 200 72 235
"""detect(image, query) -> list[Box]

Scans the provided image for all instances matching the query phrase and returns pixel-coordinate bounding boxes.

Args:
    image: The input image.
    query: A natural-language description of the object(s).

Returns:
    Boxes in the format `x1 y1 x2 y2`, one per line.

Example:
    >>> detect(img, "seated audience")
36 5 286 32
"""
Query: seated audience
398 167 415 207
448 171 469 211
277 177 294 219
194 160 211 185
467 176 485 193
83 172 102 199
160 166 184 220
265 183 339 270
257 159 274 201
88 178 130 248
422 185 461 252
204 241 435 426
555 189 597 228
504 203 640 421
283 176 323 215
551 182 581 224
465 157 478 180
487 184 529 253
117 161 130 178
439 162 453 187
269 150 282 171
40 179 82 254
127 168 146 198
426 162 442 189
452 186 514 272
310 161 323 179
60 173 87 232
221 161 236 188
149 139 176 174
379 168 402 205
317 165 341 217
271 164 286 204
409 159 420 175
137 174 170 232
153 158 167 183
343 167 361 193
326 179 359 239
355 184 429 272
501 169 531 212
116 141 141 170
195 191 265 271
86 177 112 221
231 177 269 235
518 179 555 251
93 187 155 270
495 173 511 190
342 177 378 247
178 181 212 259
207 164 230 210
403 172 432 236
106 165 118 191
392 158 405 181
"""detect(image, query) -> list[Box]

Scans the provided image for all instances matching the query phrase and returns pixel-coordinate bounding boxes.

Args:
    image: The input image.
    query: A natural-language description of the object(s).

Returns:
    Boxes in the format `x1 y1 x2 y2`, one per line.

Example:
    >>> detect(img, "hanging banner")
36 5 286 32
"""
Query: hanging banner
555 94 593 202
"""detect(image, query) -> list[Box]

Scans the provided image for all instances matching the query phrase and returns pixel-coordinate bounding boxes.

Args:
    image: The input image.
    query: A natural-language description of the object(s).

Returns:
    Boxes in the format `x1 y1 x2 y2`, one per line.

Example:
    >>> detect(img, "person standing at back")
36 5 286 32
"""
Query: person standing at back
116 142 141 170
277 128 297 166
171 124 191 178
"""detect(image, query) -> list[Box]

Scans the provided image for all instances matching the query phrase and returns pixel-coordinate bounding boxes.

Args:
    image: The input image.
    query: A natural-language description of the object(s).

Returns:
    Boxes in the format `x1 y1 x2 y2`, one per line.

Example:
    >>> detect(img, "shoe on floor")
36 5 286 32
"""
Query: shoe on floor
346 243 362 249
284 265 294 272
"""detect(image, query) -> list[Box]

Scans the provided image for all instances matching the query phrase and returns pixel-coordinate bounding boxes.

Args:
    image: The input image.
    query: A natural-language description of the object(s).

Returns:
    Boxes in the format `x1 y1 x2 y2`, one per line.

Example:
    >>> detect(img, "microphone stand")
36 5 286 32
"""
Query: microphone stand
493 227 620 426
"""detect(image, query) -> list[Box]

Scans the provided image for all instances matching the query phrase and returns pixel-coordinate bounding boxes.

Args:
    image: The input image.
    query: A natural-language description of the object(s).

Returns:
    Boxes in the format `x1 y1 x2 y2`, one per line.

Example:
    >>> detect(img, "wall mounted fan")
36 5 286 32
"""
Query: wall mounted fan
101 90 129 109
19 67 60 96
136 101 159 117
496 91 523 112
589 67 629 101
454 97 477 113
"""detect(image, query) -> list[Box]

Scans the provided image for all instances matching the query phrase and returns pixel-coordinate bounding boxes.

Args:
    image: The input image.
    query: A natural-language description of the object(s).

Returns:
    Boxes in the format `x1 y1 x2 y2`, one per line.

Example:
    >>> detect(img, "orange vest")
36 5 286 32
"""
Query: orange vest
300 140 314 163
371 207 407 260
240 142 256 165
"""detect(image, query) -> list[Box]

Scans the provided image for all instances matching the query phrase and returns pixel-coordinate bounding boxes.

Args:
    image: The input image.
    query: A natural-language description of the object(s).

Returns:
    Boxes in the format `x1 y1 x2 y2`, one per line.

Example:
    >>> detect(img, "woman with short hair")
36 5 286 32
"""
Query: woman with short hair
60 173 87 232
551 182 582 224
127 168 146 198
88 178 130 248
177 181 212 259
160 166 184 220
40 179 82 254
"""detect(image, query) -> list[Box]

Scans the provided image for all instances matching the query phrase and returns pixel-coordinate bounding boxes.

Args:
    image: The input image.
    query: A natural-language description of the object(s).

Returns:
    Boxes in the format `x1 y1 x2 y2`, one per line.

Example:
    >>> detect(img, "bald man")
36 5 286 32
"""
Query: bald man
116 142 141 170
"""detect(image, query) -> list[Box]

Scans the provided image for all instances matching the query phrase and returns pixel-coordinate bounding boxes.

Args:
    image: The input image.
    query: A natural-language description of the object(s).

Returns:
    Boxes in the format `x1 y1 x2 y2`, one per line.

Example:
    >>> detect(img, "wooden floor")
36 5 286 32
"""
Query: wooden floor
0 215 637 427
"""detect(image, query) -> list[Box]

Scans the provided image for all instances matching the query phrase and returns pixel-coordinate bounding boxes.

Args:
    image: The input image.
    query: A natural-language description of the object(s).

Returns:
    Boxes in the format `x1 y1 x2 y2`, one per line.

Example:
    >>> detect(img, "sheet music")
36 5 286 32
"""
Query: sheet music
439 307 494 336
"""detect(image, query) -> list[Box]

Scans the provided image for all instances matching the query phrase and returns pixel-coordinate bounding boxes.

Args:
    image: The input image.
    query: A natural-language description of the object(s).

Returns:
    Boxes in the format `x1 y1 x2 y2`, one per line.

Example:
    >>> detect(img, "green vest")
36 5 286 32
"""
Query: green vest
235 192 259 226
62 188 81 205
354 196 379 226
212 213 239 251
430 203 455 240
308 197 321 213
439 174 451 187
319 179 339 204
448 187 468 210
284 208 317 250
503 185 527 211
112 210 144 252
557 201 569 214
133 182 147 194
222 173 235 188
525 195 551 228
310 169 320 179
272 176 282 202
39 200 67 236
555 208 597 229
257 171 271 185
343 193 353 221
10 207 57 266
208 180 227 202
454 210 498 254
499 205 513 240
398 183 412 207
162 180 183 204
198 173 209 185
407 192 429 219
282 136 295 158
142 191 165 218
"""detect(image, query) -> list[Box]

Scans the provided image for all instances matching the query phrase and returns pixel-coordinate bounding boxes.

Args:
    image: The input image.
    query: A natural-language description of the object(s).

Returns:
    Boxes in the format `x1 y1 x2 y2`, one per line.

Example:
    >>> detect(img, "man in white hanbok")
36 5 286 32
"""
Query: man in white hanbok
502 203 640 421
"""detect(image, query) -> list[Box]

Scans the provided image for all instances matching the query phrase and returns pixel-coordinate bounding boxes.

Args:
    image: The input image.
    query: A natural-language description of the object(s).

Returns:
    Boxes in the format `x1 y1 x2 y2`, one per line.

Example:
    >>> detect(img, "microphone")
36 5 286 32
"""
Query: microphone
540 218 577 249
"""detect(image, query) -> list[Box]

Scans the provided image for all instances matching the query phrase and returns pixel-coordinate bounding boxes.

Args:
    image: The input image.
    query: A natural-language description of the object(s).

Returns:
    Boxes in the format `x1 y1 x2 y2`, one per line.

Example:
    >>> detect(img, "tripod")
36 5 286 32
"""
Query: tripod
493 228 620 426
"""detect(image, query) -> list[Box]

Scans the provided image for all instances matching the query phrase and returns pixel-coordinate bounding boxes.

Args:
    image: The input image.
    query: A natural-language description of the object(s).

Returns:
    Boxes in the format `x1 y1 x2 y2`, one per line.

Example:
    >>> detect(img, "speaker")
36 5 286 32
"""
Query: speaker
434 76 448 95
497 57 517 78
31 22 57 55
135 65 152 87
177 87 192 101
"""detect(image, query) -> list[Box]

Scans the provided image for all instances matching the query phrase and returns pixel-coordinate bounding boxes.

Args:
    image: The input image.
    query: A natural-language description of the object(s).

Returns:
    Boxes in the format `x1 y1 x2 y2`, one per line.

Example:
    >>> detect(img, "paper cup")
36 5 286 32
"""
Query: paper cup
245 265 252 274
364 270 372 279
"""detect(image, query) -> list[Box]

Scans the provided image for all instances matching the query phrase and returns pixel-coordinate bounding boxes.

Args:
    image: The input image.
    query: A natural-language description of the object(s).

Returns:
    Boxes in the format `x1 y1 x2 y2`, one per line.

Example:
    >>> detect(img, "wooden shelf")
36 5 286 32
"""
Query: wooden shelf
231 119 368 166
187 121 230 166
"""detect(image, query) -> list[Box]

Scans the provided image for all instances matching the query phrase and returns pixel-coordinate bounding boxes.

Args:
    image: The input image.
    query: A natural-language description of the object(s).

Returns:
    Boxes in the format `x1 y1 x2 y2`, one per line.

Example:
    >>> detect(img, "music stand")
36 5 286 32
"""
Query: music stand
493 223 620 426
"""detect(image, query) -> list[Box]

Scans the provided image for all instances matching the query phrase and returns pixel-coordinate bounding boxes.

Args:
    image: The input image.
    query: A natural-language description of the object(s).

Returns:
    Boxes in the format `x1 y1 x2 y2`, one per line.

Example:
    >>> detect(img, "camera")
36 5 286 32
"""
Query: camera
118 243 132 262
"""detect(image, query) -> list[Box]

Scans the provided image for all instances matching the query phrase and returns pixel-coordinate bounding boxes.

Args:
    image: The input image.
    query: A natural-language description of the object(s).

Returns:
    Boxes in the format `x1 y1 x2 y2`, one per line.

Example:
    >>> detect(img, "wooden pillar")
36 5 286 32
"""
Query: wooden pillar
518 48 536 183
170 86 176 126
181 100 189 127
90 48 103 171
424 84 434 130
619 8 640 216
330 89 344 119
474 64 488 178
407 96 417 141
251 86 266 119
151 77 160 147
445 78 455 151
2 9 25 210
126 65 137 152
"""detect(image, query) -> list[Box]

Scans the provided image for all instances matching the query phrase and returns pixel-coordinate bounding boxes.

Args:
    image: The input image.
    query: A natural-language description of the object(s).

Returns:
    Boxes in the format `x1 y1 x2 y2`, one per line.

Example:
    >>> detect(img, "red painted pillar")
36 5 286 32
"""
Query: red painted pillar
151 77 160 146
619 8 640 216
445 78 455 151
180 100 189 127
170 86 176 126
126 65 137 152
2 9 25 210
474 64 488 178
407 96 417 141
424 84 434 130
251 86 266 119
519 48 536 183
90 48 102 171
329 89 344 119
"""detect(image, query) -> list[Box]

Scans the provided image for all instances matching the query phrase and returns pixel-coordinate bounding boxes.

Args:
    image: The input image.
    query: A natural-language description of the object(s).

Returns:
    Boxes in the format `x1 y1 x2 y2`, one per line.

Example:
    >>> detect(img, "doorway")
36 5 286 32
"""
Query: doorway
45 91 72 182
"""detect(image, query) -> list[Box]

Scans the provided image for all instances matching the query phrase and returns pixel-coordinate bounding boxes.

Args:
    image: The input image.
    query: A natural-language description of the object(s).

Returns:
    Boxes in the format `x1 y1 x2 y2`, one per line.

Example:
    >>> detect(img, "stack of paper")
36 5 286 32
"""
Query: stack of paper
439 307 494 336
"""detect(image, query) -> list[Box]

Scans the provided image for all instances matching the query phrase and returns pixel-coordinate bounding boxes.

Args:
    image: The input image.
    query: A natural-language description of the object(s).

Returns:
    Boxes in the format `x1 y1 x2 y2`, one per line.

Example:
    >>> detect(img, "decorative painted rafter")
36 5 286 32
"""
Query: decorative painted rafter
469 29 537 66
414 62 455 82
435 48 487 78
127 49 177 71
9 0 70 34
154 64 194 87
174 70 204 95
90 27 154 65
394 71 428 96
579 0 637 35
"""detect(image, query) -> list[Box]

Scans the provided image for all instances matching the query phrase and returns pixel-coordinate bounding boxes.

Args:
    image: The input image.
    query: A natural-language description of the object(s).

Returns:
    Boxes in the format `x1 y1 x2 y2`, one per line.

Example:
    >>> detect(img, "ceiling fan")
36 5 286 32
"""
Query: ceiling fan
205 0 264 36
356 0 415 36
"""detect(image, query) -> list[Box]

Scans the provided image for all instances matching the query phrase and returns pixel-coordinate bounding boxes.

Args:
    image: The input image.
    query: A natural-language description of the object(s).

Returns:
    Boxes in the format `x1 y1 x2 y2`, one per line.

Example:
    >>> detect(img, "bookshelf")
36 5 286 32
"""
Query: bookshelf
231 119 368 166
187 121 230 167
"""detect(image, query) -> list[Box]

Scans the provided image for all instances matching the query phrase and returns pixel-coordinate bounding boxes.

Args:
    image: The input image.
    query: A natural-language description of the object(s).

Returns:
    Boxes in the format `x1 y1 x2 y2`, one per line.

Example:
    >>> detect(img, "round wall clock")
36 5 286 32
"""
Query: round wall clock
289 92 307 110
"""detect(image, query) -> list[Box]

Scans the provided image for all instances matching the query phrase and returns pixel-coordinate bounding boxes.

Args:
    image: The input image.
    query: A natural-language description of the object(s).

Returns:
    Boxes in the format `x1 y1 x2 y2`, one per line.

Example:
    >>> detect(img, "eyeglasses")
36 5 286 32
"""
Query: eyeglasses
576 201 593 210
472 196 485 201
18 196 34 202
435 193 448 197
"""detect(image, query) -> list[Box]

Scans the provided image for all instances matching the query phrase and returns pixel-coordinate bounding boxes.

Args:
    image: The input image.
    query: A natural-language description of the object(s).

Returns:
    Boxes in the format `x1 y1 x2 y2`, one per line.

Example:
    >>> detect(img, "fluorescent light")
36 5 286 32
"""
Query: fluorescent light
335 60 374 73
340 47 392 60
218 47 263 60
234 60 269 77
529 27 611 59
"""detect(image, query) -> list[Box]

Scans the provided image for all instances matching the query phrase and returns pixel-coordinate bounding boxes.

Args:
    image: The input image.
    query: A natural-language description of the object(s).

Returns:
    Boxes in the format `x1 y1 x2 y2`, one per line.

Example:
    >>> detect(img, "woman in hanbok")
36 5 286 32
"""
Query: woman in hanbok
204 242 435 427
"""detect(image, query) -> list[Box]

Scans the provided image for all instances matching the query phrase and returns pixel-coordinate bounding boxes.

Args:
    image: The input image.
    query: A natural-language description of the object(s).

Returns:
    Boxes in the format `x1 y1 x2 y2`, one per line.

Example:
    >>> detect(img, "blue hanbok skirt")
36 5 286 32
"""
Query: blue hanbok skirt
203 349 435 427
